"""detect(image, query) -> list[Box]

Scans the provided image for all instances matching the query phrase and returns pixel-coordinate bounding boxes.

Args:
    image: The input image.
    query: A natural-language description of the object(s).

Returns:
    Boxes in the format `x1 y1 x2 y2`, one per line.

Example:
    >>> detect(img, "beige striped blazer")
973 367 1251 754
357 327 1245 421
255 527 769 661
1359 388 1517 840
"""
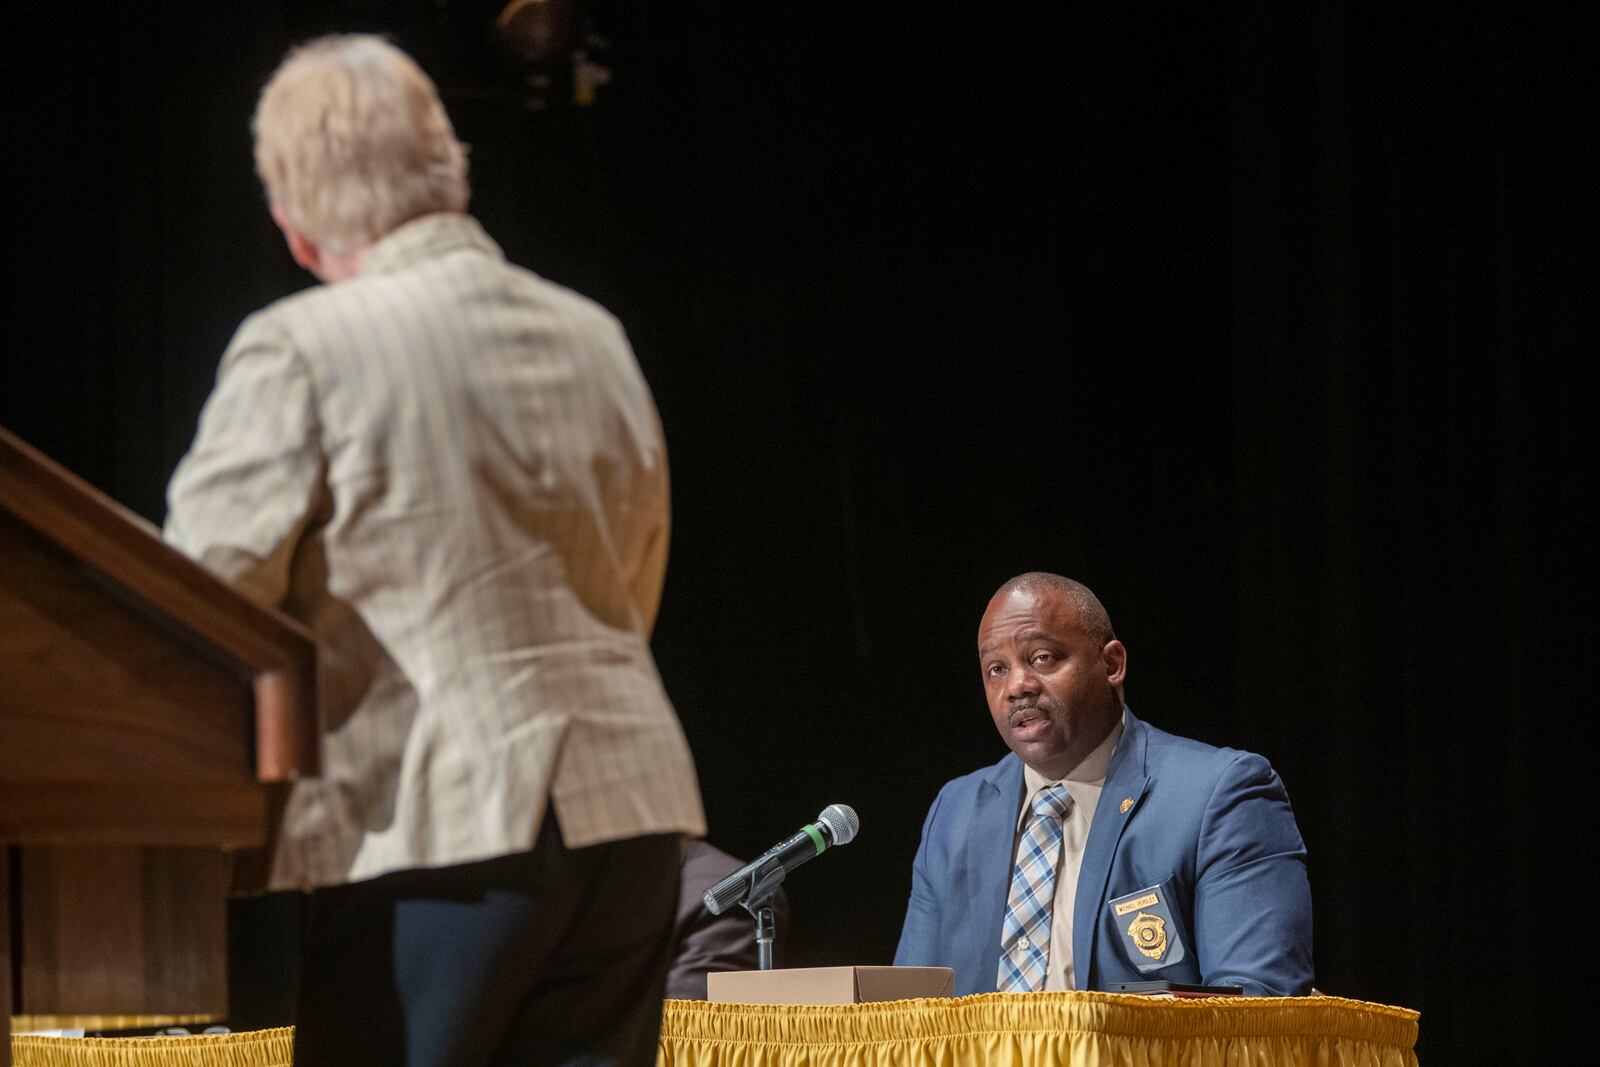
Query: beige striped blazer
166 213 705 889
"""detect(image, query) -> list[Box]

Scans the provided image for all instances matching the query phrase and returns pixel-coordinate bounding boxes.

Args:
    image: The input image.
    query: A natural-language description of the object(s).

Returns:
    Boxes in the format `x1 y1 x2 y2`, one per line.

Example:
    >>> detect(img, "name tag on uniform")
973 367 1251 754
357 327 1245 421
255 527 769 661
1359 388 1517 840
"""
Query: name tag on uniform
1108 882 1188 973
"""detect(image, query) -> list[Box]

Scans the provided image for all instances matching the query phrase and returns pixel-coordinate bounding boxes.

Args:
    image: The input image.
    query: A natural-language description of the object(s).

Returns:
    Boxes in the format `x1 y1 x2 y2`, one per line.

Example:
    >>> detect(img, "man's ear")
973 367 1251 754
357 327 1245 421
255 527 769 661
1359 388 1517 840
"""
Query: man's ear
269 202 321 274
1102 639 1128 687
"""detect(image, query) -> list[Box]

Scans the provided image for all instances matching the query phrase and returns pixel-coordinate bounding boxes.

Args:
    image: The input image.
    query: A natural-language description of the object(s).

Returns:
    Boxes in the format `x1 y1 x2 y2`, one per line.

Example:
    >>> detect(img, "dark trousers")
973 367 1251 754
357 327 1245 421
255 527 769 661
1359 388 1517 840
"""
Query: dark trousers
262 819 680 1067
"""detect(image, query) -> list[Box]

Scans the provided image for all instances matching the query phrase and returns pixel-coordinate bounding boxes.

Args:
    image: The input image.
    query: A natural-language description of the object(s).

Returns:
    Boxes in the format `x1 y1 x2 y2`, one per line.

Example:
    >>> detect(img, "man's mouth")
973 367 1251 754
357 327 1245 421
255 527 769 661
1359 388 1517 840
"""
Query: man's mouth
1008 704 1051 738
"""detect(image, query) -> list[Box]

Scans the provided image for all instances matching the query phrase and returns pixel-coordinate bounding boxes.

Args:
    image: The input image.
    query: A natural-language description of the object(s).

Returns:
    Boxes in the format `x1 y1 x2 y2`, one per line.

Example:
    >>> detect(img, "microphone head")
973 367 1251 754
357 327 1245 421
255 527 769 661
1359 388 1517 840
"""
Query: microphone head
817 803 859 846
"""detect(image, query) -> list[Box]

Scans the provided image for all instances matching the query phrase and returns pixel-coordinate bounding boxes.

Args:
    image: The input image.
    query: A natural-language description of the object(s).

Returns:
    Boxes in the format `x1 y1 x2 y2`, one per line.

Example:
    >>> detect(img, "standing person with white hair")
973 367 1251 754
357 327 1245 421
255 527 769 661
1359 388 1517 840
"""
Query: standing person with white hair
164 34 704 1066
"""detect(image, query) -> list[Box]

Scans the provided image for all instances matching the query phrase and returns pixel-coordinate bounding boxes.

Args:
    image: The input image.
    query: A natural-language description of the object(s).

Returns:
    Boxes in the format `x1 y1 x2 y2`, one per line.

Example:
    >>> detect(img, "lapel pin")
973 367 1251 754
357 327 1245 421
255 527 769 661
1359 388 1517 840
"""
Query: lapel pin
1119 796 1134 815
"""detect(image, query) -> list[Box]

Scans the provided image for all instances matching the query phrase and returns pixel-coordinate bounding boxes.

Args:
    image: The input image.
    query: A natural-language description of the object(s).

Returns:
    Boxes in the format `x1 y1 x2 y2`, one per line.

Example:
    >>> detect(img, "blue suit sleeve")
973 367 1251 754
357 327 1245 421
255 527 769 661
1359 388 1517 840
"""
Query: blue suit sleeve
1192 752 1314 995
893 788 945 966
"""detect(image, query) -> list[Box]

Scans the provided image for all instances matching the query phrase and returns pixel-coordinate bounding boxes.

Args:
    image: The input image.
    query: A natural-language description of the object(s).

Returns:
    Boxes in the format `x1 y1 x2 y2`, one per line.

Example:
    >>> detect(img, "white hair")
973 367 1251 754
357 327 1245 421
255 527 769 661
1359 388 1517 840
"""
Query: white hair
253 35 469 253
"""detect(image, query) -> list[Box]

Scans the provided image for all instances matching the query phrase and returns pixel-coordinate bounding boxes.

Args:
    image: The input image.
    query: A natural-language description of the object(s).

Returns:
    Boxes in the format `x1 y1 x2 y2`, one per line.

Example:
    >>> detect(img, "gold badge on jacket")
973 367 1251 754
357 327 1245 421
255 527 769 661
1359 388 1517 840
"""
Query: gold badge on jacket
1107 882 1187 971
1127 912 1168 959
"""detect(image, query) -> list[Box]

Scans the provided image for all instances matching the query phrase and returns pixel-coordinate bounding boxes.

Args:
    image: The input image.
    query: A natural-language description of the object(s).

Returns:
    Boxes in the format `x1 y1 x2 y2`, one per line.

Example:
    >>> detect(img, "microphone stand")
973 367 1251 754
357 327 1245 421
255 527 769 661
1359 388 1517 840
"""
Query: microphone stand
753 903 776 970
737 855 788 971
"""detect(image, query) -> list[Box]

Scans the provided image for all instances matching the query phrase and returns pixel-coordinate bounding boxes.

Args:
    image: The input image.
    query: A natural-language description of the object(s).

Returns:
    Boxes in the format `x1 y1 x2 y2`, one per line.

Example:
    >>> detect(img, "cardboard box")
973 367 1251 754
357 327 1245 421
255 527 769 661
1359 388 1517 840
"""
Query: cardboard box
707 965 954 1004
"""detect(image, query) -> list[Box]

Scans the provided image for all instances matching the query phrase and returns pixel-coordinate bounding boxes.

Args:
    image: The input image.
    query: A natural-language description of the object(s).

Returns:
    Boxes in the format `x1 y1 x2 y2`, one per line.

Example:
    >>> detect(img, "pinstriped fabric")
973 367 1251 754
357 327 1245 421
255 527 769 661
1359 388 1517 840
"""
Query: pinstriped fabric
997 783 1073 992
165 213 705 889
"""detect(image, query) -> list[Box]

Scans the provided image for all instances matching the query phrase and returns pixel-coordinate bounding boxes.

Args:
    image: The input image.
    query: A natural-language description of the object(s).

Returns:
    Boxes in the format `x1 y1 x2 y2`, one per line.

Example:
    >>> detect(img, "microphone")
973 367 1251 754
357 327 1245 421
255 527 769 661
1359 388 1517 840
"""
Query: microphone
703 804 859 915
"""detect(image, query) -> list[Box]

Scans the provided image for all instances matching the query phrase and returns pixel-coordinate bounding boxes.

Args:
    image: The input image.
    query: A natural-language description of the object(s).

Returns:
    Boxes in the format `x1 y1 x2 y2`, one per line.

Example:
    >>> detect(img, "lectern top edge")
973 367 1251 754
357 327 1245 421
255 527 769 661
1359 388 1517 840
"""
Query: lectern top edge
0 424 318 781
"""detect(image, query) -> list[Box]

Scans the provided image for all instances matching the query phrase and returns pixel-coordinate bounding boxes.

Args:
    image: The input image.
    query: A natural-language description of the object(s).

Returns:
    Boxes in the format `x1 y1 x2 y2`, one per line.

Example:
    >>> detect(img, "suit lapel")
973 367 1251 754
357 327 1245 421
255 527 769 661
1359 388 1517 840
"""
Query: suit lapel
1073 711 1151 987
968 754 1023 991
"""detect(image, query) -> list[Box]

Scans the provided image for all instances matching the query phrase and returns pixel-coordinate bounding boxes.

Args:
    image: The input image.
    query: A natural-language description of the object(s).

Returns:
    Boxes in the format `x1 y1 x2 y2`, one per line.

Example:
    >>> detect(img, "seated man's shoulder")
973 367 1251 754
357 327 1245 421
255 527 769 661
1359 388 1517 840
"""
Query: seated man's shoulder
677 840 790 921
1140 720 1274 774
1136 720 1291 811
680 839 740 889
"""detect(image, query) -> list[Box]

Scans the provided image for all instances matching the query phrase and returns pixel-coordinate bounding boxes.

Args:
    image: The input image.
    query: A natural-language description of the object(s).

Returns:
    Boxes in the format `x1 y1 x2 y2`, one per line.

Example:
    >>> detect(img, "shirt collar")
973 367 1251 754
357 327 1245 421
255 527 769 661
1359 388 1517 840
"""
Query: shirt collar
357 212 503 278
1020 707 1128 812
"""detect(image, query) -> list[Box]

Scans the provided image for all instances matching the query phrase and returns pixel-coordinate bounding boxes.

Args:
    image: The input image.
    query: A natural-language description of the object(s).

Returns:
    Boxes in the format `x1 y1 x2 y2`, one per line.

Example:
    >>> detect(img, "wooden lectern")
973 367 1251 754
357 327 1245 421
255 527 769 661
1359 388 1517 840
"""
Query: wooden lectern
0 426 318 1065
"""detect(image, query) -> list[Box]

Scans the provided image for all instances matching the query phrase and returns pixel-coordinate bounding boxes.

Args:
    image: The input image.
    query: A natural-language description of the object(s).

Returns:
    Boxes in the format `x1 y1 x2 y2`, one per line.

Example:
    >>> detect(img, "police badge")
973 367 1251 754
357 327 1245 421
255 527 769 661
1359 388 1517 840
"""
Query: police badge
1107 882 1188 972
1127 912 1168 958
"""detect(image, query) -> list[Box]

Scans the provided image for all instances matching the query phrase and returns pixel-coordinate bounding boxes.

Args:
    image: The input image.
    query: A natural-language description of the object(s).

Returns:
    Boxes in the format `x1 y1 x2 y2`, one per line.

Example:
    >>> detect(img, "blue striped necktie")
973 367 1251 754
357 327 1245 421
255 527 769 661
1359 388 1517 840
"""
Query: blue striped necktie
997 782 1074 992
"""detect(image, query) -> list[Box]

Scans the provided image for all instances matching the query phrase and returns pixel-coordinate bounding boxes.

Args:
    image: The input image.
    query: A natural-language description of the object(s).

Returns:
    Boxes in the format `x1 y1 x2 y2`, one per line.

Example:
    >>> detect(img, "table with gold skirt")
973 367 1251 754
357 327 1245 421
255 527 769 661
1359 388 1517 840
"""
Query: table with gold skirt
658 991 1420 1067
9 1027 293 1067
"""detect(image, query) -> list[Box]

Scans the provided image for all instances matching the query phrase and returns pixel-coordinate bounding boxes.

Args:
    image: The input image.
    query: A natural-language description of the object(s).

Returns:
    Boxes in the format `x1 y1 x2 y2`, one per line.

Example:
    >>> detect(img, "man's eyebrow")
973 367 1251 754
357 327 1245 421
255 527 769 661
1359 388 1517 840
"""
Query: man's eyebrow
978 630 1055 657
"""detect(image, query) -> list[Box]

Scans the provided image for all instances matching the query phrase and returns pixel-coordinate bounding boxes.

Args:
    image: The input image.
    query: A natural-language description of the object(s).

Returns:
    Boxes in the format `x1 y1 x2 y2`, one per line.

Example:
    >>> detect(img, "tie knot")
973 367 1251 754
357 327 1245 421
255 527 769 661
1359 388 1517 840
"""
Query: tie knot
1031 783 1072 821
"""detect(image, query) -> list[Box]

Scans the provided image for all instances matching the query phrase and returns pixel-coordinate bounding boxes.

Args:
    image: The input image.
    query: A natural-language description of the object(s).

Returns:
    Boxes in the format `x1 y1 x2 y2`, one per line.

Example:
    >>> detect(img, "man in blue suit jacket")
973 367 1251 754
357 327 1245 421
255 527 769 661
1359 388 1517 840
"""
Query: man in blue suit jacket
894 573 1313 996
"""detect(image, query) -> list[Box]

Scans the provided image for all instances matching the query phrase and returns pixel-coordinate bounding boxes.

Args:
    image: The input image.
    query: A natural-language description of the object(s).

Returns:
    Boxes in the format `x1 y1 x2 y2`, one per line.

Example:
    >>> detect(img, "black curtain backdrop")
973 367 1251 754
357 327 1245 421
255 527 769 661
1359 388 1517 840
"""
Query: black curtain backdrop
1 2 1588 1061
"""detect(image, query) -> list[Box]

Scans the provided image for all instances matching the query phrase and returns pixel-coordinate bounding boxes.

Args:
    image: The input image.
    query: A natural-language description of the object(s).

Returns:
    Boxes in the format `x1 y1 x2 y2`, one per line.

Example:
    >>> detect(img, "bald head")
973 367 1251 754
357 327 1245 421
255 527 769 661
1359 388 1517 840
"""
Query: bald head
977 573 1126 778
991 572 1116 646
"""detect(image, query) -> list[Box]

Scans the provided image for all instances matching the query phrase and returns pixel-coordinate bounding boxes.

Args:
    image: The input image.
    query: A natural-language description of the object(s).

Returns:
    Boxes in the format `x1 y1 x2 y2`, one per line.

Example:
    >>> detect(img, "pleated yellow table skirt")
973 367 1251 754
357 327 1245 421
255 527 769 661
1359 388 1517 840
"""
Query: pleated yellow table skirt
9 1027 293 1067
659 991 1420 1067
